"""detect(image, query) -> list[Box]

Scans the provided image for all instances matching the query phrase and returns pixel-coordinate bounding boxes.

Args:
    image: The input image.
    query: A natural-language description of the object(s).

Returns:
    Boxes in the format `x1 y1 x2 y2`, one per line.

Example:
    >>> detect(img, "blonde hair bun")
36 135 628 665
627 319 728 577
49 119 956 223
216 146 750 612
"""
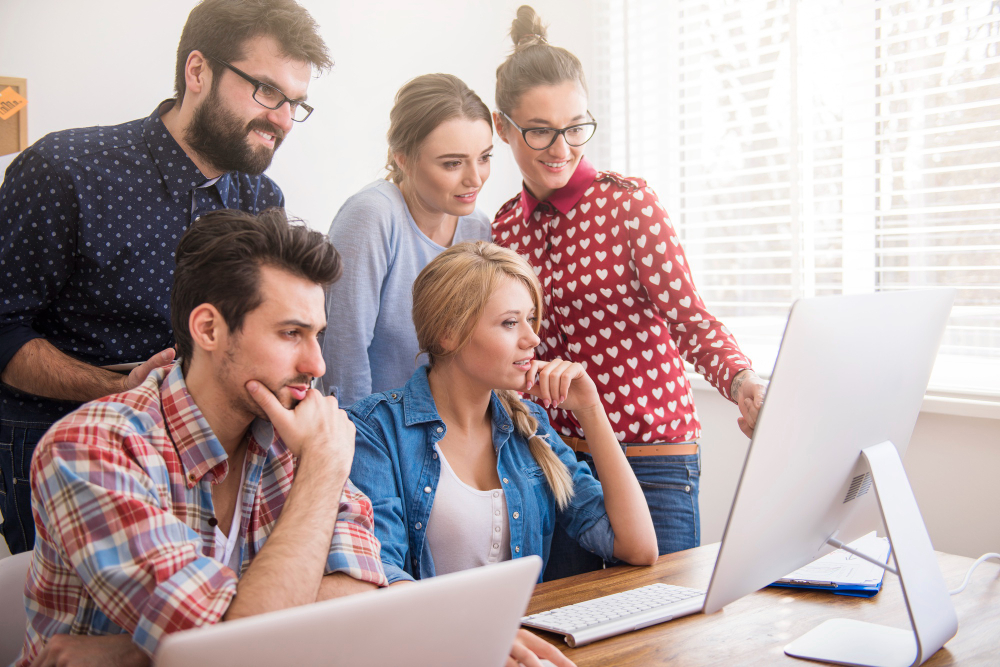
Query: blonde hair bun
496 6 588 115
510 5 548 49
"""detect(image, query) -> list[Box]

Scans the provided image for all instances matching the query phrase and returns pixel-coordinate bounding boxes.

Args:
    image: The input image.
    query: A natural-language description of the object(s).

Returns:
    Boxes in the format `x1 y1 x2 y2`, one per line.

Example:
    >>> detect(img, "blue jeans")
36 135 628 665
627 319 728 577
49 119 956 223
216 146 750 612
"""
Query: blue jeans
543 446 701 581
0 419 51 554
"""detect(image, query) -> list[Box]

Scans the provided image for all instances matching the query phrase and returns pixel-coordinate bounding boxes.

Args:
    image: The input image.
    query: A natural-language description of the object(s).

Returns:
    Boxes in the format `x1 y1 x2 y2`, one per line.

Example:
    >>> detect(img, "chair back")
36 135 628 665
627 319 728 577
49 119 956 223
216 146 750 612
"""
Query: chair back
0 551 31 666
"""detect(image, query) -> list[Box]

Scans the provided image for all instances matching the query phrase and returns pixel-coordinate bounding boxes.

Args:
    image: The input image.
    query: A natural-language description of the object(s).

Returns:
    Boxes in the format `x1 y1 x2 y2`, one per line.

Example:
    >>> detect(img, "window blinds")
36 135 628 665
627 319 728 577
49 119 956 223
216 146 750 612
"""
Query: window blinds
591 0 1000 392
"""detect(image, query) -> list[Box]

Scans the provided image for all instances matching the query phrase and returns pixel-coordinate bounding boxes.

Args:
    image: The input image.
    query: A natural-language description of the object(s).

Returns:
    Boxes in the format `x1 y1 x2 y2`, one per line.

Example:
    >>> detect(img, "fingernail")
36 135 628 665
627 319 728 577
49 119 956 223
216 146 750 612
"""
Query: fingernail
247 381 258 392
527 381 533 390
544 399 550 408
560 395 566 404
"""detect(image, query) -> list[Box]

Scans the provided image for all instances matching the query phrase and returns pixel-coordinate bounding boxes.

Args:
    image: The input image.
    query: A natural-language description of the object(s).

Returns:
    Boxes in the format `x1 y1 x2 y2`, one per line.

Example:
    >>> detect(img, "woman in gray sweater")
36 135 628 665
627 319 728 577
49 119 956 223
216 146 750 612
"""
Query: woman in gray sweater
322 74 493 406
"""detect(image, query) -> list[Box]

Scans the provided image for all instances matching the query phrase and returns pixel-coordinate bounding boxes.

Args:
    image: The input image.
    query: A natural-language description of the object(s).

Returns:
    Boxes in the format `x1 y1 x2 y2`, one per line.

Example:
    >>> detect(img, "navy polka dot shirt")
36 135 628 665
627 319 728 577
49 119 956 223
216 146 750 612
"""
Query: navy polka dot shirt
0 101 284 423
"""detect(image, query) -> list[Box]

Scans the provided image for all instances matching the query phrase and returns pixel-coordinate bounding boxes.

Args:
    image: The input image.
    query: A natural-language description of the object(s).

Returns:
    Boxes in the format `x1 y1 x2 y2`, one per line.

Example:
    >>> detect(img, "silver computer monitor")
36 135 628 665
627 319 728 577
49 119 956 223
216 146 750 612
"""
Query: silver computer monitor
704 289 958 667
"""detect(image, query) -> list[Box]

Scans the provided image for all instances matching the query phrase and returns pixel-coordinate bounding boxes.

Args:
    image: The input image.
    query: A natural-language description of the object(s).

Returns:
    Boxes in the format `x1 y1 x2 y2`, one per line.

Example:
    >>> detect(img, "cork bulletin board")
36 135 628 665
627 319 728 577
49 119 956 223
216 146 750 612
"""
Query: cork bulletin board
0 77 29 157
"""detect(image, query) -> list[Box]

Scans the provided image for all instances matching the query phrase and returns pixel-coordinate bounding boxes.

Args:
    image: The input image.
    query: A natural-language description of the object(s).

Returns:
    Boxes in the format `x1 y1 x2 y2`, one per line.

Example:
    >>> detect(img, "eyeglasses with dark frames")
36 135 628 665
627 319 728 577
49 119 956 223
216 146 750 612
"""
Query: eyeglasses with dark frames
499 110 597 150
207 55 314 122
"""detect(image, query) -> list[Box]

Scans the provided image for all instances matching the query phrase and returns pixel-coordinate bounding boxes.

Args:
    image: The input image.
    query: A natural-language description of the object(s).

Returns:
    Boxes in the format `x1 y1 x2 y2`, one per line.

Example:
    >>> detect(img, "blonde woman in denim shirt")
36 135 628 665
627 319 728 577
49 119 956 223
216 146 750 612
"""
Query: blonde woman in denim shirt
349 241 657 667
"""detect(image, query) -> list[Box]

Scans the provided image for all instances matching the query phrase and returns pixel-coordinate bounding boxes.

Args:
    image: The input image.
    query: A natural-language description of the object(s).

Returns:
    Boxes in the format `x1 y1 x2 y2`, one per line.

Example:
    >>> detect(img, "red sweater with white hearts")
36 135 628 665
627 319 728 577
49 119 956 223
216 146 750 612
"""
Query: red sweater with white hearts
493 158 752 443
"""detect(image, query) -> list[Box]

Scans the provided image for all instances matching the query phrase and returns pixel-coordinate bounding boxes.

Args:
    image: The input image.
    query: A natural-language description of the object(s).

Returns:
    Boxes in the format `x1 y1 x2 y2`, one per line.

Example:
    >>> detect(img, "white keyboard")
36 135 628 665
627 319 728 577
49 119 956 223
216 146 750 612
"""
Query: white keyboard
522 583 706 647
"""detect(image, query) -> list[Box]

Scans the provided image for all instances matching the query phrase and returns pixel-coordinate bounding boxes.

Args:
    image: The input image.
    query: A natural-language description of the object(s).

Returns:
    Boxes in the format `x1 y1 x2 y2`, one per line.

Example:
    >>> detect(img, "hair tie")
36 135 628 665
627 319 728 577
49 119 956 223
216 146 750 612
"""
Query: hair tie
517 33 547 46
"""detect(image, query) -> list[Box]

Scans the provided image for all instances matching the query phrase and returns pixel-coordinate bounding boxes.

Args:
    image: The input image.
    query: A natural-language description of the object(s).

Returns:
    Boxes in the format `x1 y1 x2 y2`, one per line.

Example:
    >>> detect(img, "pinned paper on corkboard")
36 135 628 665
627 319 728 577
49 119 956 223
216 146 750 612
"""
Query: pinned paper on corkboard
0 77 28 157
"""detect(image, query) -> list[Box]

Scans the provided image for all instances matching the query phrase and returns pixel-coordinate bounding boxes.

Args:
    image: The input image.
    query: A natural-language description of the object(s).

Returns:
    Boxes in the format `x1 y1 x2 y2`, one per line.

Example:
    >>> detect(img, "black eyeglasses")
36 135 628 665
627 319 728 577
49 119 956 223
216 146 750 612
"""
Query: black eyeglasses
208 55 314 122
499 110 597 150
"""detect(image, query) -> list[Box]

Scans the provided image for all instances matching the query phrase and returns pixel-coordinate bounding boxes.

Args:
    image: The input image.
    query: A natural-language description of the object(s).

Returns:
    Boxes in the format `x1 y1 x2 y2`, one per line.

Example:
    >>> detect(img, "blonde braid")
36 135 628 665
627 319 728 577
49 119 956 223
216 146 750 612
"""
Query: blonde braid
497 390 574 510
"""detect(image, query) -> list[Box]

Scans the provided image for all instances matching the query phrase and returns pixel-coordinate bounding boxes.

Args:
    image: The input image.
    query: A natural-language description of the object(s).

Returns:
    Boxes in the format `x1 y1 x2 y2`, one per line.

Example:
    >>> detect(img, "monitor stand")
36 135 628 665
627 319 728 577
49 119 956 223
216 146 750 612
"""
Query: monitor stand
784 441 958 667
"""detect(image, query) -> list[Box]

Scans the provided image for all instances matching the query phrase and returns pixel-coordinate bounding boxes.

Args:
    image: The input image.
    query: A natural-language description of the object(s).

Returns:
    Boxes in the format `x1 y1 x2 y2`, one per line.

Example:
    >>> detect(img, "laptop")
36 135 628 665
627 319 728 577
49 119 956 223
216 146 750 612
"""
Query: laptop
523 289 954 649
155 555 542 667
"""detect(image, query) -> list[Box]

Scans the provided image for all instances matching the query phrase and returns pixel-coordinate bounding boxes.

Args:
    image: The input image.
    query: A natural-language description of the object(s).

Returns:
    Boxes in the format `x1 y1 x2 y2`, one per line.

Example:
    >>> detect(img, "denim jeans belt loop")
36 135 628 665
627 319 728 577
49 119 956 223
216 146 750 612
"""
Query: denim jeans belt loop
561 436 699 457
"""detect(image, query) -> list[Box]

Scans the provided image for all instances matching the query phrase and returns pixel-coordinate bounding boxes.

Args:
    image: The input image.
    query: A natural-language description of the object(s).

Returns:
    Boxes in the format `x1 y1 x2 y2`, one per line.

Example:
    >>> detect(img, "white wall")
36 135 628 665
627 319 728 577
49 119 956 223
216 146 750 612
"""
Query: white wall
0 0 595 229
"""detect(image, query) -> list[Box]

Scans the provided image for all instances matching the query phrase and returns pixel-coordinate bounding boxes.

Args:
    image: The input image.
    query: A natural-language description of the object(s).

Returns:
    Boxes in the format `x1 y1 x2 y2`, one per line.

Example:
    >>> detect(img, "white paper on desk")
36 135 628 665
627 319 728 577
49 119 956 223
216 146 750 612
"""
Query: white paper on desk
777 532 890 586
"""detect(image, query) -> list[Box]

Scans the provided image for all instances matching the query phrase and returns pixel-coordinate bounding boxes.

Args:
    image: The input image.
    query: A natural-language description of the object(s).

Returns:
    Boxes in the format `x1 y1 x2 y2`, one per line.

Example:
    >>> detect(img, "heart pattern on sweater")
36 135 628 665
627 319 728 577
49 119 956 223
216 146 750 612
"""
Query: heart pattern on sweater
493 173 752 442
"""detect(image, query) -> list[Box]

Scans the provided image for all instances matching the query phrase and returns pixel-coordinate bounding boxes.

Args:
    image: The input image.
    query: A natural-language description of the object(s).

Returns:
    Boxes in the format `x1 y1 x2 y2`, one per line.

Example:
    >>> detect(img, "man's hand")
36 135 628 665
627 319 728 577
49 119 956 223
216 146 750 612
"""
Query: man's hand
246 381 355 469
731 370 768 438
507 629 575 667
1 339 173 404
29 634 149 667
122 348 176 392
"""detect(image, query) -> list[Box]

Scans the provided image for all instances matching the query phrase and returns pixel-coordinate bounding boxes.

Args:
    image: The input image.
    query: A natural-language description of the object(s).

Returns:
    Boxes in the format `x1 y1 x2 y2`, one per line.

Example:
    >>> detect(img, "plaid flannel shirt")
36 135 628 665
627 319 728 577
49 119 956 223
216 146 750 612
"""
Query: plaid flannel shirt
17 363 386 665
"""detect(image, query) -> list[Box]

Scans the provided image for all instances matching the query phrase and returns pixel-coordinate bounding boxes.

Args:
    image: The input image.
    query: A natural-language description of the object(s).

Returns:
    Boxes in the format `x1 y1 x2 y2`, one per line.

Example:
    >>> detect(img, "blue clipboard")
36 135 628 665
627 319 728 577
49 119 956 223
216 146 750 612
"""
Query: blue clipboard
769 534 891 598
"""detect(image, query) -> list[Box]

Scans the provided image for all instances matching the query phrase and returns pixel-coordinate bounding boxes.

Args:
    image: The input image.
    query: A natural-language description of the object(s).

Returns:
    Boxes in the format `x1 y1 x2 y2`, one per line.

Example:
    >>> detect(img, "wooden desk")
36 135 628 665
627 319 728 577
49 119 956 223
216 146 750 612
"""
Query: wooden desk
525 544 1000 666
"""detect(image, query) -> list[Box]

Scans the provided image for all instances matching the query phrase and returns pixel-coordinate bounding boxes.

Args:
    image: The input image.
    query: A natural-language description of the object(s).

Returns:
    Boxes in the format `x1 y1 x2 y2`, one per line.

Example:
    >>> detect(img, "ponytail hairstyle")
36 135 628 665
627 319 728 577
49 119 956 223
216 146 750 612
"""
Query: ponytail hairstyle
385 73 492 185
412 241 575 509
495 5 589 116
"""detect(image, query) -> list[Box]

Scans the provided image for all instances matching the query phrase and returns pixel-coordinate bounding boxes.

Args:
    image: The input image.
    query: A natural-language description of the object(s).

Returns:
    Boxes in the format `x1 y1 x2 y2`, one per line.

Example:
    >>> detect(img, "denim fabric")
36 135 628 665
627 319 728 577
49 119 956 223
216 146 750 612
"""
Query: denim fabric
543 446 701 578
0 418 52 554
628 449 701 554
349 366 617 585
542 449 605 581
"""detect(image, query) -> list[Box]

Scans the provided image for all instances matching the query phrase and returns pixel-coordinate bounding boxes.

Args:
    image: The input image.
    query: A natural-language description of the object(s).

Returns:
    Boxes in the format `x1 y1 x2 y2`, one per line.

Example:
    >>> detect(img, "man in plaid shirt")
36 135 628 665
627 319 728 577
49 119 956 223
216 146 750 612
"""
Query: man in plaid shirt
16 209 387 666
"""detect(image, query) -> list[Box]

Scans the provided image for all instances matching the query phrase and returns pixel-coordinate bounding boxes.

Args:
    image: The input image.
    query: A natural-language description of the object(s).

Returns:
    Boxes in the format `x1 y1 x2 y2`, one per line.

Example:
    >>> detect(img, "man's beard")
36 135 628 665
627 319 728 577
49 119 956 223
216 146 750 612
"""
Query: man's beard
185 85 285 176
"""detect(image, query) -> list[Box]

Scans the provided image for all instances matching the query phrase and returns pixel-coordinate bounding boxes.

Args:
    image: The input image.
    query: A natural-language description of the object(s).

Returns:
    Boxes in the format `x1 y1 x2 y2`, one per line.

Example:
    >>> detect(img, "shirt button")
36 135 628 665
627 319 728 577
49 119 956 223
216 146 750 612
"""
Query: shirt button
513 512 519 520
436 426 443 433
391 392 398 399
493 491 499 498
515 546 520 553
495 526 501 533
424 486 432 493
493 543 499 549
502 478 509 484
495 510 500 516
432 452 438 459
685 485 691 492
415 522 423 530
188 473 196 482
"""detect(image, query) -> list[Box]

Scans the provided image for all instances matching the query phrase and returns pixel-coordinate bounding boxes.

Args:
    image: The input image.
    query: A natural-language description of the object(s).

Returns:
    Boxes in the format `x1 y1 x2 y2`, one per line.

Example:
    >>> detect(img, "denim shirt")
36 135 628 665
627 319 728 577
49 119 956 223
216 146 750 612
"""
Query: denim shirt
349 366 616 584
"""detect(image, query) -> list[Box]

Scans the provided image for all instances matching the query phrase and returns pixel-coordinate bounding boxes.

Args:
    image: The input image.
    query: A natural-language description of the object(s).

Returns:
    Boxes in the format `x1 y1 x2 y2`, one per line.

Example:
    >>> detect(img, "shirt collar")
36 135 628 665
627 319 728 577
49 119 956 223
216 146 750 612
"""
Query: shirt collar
160 363 267 487
520 156 598 220
143 100 234 205
401 365 515 436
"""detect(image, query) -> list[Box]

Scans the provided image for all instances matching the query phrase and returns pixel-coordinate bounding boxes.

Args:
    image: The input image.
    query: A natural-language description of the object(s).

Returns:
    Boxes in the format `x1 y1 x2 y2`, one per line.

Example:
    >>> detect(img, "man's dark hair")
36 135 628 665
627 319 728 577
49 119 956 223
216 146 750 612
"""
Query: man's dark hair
171 208 341 372
174 0 333 102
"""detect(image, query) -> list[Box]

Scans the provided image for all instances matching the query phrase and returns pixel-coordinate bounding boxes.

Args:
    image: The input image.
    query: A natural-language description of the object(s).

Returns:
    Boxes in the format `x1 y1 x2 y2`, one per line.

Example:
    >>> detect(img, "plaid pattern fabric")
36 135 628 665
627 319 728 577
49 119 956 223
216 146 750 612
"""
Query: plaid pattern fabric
18 363 386 664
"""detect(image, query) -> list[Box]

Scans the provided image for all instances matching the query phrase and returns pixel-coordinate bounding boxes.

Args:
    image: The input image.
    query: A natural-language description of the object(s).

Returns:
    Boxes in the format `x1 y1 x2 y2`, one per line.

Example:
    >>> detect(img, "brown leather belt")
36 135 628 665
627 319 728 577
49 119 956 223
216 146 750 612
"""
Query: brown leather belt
562 436 698 458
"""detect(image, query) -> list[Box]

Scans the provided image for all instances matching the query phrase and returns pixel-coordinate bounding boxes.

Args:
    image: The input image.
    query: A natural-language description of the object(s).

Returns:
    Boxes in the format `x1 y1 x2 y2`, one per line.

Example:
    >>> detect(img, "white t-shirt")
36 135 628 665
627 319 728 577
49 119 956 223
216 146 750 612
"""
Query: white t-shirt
213 462 247 574
426 444 511 575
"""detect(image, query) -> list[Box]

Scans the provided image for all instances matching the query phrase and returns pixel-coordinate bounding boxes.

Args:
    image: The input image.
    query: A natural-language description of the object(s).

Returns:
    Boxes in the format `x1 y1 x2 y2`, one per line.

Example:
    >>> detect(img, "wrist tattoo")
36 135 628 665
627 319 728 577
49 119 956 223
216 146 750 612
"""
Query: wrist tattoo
730 370 751 402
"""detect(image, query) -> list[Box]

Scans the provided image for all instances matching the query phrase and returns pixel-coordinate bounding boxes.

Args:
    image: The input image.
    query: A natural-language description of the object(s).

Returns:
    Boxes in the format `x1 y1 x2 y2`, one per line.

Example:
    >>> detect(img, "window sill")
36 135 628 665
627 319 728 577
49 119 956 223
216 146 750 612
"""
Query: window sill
685 372 1000 421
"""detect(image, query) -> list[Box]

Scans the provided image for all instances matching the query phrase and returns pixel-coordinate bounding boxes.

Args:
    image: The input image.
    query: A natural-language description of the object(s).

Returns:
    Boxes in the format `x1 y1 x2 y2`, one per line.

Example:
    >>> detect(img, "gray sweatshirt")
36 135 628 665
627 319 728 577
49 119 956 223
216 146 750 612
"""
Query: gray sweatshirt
322 179 491 407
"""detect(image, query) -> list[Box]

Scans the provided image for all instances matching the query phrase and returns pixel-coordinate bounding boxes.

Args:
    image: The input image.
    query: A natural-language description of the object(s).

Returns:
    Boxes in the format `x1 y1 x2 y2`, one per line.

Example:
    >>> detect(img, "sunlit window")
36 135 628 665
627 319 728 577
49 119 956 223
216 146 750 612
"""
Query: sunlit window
592 0 1000 394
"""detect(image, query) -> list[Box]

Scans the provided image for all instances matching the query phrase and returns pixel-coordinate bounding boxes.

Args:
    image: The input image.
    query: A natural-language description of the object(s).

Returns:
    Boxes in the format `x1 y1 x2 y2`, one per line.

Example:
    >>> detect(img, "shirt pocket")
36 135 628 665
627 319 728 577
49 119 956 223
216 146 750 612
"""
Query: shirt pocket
522 464 548 486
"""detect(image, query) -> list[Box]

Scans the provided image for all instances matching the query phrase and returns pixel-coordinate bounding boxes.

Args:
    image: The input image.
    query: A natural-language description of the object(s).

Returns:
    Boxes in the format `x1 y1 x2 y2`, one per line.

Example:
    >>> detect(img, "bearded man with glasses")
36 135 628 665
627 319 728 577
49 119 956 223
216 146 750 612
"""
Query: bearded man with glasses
0 0 331 557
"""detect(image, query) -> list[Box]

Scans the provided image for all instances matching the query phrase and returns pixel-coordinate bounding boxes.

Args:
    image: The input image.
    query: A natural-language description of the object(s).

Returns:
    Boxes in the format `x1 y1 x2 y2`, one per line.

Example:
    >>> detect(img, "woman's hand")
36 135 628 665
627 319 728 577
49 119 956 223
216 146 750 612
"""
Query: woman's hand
731 370 768 438
506 628 576 667
523 359 600 413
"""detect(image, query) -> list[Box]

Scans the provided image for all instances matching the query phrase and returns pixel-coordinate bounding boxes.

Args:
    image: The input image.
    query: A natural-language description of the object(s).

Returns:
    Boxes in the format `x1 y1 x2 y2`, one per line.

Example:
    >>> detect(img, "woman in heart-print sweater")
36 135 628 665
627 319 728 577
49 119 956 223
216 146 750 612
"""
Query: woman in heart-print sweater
491 5 769 578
